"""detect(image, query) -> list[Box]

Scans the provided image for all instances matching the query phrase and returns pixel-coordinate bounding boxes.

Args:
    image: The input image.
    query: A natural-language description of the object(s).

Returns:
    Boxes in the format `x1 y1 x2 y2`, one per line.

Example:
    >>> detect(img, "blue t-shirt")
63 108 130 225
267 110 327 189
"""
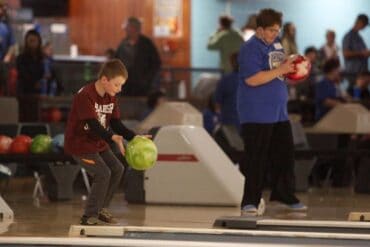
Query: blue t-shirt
0 21 15 59
342 30 368 73
214 71 239 127
315 78 341 120
237 35 288 124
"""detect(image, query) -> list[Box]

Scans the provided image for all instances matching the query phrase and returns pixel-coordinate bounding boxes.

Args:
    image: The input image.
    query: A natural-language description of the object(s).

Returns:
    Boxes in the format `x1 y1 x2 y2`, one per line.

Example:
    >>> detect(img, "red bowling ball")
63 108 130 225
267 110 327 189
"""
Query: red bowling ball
285 55 311 83
0 135 13 154
9 135 32 154
49 107 62 122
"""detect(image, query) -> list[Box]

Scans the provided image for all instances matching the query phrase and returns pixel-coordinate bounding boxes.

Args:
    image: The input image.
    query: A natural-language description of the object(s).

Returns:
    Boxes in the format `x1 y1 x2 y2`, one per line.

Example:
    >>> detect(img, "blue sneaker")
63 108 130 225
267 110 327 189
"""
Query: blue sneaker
287 202 307 211
271 201 308 211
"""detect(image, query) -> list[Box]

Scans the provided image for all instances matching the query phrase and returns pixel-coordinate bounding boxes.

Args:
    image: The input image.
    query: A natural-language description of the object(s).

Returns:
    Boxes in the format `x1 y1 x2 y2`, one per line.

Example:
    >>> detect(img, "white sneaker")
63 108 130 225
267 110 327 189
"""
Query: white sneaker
257 198 266 216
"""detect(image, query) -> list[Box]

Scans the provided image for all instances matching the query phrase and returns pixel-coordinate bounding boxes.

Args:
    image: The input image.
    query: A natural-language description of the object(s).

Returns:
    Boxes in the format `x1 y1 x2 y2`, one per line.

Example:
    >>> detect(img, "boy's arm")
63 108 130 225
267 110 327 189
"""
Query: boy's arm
245 68 286 86
85 119 114 142
86 118 126 155
245 56 296 86
110 118 136 141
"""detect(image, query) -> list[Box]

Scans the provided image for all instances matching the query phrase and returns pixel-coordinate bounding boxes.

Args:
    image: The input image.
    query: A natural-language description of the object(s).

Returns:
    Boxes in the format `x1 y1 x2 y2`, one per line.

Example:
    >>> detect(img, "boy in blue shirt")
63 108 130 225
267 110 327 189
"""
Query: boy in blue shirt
237 9 307 216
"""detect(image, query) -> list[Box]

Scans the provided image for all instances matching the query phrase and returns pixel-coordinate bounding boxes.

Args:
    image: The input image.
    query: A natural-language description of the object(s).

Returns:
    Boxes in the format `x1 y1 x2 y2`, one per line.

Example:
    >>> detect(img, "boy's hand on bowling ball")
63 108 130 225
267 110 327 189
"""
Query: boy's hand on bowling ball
112 134 125 155
279 56 297 75
284 55 311 83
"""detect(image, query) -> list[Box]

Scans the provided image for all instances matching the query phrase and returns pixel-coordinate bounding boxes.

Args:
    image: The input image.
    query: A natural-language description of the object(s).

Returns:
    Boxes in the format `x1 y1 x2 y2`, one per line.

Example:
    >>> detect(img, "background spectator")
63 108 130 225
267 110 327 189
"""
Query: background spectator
16 29 44 95
315 58 345 120
214 52 240 130
281 22 298 55
347 71 370 101
320 30 340 63
140 90 167 120
342 14 370 85
242 14 257 41
0 1 15 94
115 17 161 96
207 15 244 73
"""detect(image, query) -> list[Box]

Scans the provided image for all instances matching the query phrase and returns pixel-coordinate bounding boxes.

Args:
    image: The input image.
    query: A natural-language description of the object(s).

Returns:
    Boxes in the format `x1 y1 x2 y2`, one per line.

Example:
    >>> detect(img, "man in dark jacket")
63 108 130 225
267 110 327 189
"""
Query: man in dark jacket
342 14 370 85
115 17 161 96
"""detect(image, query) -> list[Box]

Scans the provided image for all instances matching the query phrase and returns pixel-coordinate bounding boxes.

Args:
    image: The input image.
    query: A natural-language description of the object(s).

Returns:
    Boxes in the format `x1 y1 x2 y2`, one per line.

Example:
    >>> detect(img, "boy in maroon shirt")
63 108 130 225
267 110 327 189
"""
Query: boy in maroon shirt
65 59 138 225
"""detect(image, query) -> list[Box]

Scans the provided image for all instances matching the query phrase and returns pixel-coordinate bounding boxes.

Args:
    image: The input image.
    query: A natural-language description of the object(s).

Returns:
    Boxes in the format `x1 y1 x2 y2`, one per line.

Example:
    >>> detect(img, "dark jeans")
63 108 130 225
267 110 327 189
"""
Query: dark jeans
73 148 124 217
240 121 299 207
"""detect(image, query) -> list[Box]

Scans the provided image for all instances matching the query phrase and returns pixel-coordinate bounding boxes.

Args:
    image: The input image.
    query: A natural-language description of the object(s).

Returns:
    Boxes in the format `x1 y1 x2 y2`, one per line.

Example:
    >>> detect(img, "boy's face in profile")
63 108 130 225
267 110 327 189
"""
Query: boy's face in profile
258 24 280 45
102 76 126 96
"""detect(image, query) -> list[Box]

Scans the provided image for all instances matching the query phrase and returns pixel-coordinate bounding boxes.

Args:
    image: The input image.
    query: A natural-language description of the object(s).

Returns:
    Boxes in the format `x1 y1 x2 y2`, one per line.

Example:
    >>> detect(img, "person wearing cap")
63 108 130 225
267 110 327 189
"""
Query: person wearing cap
342 14 370 85
207 15 244 73
115 17 161 97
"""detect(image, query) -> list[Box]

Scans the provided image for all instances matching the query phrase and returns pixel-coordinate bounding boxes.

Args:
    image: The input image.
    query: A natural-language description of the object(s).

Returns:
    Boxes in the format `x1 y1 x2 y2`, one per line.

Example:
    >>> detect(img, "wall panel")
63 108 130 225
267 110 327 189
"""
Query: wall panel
69 0 190 67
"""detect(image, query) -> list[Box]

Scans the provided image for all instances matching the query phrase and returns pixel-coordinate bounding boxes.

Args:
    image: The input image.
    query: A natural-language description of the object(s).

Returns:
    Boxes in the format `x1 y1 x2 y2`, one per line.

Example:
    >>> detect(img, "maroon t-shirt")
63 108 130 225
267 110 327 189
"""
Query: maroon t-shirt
64 83 120 155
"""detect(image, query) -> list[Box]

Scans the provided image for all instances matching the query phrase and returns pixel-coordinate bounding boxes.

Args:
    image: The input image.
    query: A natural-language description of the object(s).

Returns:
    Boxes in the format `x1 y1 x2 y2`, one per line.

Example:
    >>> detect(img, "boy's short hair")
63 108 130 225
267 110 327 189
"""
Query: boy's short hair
98 59 128 81
323 58 340 74
304 46 317 55
256 9 282 28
